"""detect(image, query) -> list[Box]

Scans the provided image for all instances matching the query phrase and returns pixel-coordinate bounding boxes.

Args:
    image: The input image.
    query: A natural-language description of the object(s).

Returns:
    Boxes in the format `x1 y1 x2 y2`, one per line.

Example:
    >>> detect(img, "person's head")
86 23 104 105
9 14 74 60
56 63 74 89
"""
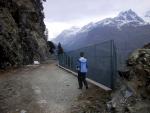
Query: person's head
80 52 84 57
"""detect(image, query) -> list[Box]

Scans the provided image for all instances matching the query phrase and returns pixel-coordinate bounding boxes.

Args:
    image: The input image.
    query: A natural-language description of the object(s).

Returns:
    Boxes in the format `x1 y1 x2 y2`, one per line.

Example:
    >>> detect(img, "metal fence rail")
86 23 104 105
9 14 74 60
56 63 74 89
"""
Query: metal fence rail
58 40 117 89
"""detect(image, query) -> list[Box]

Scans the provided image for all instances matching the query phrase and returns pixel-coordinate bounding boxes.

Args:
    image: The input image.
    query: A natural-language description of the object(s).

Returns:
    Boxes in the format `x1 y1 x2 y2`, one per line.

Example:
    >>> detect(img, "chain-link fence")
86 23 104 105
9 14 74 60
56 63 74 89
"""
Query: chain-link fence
58 40 117 89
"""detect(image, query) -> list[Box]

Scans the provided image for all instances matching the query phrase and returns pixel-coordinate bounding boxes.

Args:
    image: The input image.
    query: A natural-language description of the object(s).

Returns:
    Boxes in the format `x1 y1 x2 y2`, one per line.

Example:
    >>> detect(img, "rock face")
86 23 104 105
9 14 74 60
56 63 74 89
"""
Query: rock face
0 0 48 68
108 43 150 113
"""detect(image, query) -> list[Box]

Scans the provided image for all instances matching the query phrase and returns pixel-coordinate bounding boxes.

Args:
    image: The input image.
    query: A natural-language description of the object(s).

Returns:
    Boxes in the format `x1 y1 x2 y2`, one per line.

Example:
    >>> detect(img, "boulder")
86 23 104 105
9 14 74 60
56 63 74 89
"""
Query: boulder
109 43 150 113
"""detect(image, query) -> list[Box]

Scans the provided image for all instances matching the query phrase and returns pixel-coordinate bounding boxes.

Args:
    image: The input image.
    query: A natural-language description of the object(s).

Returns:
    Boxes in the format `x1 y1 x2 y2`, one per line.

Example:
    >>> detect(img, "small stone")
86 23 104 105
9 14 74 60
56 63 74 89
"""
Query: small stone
124 90 133 98
34 61 40 65
20 110 27 113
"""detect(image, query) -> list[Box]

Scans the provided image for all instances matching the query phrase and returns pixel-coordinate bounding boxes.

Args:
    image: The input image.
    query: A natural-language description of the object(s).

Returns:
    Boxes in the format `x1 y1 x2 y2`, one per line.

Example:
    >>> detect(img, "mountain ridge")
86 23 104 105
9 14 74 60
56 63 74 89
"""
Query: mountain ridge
53 9 150 66
54 9 147 44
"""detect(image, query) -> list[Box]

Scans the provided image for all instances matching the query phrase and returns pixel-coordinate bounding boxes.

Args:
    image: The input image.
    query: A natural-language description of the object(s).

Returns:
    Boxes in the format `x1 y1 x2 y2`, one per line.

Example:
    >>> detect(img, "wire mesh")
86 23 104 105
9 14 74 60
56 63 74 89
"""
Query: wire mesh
58 40 117 89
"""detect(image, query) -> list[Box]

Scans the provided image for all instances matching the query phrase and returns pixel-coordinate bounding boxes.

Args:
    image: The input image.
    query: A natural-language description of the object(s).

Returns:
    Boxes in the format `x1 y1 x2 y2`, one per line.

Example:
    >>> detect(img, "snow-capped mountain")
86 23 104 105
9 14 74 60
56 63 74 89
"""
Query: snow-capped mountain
77 9 146 33
80 22 96 32
53 9 150 60
61 26 80 36
53 26 80 45
96 9 145 28
54 9 146 44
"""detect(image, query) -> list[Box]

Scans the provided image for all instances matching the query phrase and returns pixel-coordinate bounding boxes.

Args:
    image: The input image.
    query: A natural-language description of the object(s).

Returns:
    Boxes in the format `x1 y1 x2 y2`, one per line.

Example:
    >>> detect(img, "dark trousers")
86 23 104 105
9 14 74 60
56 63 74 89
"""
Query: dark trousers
78 72 88 89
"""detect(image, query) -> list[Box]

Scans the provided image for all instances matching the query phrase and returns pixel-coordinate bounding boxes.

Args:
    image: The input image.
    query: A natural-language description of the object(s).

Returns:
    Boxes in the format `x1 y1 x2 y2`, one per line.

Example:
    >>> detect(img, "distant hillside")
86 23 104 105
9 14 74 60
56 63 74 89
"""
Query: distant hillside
53 9 150 63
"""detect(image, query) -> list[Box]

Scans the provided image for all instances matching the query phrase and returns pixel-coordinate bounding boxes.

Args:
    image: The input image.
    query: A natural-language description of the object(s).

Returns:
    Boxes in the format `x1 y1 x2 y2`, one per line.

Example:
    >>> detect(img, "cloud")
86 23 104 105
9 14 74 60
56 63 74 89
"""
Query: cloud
43 0 150 39
45 14 117 40
45 22 71 40
43 0 150 22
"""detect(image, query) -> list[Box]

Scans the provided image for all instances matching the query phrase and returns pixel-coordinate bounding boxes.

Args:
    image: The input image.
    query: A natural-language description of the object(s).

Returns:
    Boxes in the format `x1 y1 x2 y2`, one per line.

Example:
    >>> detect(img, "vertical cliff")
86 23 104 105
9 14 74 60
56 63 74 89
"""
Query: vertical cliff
0 0 48 68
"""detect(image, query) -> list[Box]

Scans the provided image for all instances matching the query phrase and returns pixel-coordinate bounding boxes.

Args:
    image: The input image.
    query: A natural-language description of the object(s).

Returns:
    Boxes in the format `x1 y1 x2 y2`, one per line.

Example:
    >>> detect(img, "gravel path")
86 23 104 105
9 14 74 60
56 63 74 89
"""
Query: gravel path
0 60 82 113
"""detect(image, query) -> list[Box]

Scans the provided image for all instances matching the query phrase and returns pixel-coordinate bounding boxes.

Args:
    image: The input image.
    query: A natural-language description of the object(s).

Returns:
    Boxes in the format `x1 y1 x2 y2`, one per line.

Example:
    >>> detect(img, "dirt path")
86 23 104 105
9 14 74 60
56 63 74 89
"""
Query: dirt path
0 60 82 113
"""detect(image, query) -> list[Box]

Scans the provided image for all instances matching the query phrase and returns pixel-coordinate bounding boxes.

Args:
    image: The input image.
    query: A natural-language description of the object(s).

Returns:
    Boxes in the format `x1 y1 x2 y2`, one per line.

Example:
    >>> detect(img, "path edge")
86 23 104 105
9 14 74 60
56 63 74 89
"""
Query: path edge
57 64 112 91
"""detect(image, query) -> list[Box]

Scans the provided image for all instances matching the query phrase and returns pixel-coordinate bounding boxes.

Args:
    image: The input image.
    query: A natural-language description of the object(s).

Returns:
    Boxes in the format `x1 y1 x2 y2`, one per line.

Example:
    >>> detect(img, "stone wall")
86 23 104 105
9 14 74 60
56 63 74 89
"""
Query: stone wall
0 0 48 68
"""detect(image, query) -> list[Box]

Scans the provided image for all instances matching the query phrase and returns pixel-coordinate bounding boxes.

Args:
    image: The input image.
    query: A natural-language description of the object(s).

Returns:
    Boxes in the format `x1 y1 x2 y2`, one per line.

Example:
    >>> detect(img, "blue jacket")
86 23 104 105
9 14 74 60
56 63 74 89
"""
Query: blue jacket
76 57 88 73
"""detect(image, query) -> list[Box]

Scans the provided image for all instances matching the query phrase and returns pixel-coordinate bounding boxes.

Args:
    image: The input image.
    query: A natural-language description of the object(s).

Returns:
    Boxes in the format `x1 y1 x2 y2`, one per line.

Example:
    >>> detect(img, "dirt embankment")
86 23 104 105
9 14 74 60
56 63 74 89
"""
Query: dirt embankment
70 85 111 113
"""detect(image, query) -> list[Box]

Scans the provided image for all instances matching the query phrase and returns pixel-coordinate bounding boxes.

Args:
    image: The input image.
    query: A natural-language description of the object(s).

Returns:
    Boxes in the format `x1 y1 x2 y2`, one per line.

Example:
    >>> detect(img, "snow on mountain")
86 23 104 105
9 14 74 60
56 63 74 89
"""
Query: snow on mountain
97 9 146 27
53 26 80 44
53 9 149 51
54 9 146 42
117 9 144 23
74 9 147 34
53 9 150 67
80 22 96 32
59 26 80 37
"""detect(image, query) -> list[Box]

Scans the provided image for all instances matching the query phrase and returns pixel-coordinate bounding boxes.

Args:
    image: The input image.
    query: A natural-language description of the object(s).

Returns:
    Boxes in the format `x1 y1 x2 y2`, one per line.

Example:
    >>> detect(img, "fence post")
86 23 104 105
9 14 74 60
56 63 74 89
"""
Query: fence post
94 44 97 67
69 56 72 70
68 56 70 69
111 40 114 89
110 40 117 89
62 53 64 66
65 54 67 67
58 54 60 65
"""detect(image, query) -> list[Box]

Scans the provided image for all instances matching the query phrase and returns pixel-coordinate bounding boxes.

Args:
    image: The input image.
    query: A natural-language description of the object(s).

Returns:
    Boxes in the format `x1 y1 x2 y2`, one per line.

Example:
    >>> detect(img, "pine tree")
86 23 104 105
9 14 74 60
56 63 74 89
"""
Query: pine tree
47 41 56 54
57 43 64 55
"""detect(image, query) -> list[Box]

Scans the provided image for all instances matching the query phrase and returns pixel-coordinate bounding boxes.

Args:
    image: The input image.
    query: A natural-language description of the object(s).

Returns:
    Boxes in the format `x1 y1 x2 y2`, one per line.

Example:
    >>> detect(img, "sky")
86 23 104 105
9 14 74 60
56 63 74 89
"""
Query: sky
43 0 150 40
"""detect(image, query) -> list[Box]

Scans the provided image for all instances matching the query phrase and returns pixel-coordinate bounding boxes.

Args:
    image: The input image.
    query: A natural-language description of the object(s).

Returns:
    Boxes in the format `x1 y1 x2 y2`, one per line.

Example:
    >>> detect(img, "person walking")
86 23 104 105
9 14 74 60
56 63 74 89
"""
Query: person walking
76 52 88 89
